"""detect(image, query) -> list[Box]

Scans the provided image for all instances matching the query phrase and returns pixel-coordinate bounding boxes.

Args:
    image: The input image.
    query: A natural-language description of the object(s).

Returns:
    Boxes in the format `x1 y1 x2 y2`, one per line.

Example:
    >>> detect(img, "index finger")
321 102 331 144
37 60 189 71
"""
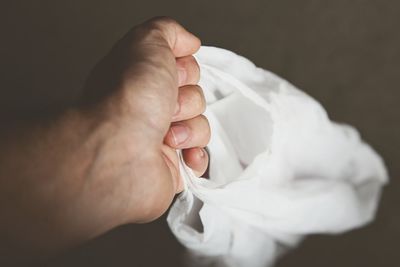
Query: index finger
143 16 201 57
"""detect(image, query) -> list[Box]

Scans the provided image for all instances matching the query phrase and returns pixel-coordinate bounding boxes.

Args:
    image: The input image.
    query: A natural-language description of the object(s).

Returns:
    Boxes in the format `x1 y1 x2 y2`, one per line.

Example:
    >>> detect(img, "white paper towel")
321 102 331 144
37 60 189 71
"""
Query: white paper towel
167 46 388 267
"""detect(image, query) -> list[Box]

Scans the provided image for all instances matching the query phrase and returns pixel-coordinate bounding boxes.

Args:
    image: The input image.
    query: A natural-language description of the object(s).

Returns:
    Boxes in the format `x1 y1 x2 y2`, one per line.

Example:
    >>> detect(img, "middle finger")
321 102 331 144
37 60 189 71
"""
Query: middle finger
172 85 206 122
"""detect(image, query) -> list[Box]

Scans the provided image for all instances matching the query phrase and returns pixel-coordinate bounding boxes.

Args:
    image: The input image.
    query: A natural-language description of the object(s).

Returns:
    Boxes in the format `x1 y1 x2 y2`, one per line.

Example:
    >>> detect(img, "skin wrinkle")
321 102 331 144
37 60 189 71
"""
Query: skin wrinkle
0 17 209 264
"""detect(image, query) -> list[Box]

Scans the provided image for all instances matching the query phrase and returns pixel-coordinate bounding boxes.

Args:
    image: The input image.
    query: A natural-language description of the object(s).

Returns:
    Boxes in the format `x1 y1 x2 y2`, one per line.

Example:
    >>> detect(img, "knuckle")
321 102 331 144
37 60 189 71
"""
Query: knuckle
130 24 164 48
132 16 178 47
145 16 178 39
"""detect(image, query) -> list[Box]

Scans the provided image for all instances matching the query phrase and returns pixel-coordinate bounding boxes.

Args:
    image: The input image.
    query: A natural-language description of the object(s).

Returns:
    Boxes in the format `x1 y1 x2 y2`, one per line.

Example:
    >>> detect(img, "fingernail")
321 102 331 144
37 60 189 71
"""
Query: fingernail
178 68 187 86
171 124 190 145
199 148 205 158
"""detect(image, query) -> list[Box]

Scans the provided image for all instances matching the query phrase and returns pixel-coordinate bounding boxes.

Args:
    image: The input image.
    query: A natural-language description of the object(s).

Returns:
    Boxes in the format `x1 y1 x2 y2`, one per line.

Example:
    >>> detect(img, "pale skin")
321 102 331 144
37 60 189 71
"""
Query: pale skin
0 17 209 263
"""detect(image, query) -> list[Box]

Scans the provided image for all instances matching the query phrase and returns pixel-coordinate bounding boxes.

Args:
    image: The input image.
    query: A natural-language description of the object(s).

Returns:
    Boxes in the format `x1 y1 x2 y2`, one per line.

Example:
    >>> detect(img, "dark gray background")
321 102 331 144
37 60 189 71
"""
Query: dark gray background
1 1 399 266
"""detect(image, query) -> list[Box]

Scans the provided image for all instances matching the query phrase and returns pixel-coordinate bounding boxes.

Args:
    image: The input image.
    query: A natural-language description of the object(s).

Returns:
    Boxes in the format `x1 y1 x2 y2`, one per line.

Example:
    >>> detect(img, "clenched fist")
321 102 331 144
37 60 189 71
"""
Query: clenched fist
0 17 209 262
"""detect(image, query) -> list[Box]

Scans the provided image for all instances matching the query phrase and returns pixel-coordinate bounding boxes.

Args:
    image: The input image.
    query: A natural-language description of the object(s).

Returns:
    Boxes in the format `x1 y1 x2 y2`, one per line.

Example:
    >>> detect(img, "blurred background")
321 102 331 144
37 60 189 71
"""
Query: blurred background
1 0 399 266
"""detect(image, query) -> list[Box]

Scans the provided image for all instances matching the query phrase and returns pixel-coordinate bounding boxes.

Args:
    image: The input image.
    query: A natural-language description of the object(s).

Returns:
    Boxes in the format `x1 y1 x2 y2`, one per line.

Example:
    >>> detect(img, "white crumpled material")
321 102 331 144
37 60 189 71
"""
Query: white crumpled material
167 46 388 267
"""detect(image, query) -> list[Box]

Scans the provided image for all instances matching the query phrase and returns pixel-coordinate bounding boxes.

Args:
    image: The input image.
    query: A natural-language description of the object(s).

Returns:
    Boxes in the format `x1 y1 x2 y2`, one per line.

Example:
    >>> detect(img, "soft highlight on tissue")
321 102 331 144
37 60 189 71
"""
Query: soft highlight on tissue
167 46 388 267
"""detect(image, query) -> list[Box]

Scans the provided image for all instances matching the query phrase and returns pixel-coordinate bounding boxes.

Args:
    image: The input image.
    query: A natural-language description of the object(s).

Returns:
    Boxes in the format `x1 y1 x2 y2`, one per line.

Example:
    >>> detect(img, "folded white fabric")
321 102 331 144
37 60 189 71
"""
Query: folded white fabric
167 46 388 267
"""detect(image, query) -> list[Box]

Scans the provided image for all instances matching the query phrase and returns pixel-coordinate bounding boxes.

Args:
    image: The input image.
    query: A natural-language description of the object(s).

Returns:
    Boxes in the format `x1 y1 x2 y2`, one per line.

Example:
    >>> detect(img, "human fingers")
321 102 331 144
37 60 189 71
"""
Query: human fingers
172 85 206 122
182 147 209 177
176 55 200 87
83 17 201 130
164 115 211 149
142 16 201 57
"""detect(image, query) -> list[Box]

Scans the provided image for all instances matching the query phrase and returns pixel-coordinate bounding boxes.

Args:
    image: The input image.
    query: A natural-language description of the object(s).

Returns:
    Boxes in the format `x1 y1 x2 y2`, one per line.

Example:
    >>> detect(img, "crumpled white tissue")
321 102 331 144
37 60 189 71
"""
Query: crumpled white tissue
167 46 388 267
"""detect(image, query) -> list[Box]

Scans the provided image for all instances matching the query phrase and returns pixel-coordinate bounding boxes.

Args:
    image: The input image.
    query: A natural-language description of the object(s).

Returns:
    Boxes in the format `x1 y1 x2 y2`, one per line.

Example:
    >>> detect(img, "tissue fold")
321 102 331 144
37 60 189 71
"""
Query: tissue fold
167 46 388 267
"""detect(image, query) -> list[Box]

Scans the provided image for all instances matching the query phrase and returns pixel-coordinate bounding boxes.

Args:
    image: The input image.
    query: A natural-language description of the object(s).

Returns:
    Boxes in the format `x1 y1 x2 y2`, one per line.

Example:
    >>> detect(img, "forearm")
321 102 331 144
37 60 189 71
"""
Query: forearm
0 16 207 265
0 108 111 260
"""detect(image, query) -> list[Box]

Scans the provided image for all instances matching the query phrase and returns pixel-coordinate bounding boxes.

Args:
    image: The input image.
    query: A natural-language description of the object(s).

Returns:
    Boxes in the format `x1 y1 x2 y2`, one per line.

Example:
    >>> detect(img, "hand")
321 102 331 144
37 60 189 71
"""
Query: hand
0 17 210 260
82 16 210 224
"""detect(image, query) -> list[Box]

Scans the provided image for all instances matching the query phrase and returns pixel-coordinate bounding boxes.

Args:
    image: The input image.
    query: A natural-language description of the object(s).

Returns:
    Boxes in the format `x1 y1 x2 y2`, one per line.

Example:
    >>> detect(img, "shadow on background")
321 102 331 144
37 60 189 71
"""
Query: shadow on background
1 1 399 266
